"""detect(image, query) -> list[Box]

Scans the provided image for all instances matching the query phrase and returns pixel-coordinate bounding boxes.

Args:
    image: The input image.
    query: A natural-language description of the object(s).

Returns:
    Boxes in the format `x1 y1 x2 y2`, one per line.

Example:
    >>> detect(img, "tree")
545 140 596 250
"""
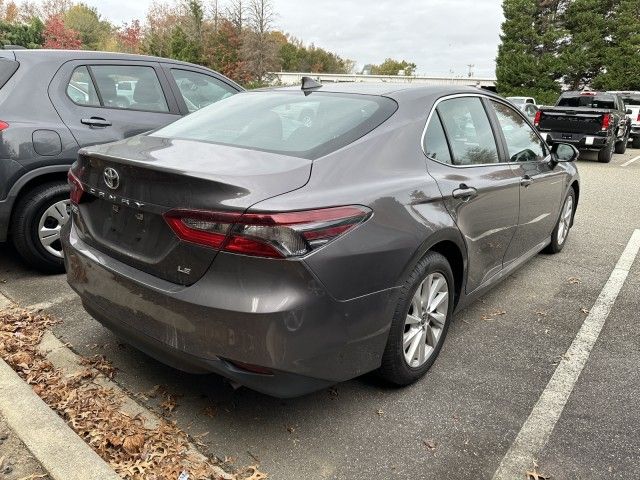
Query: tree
495 0 562 105
560 0 611 90
63 4 111 50
371 58 417 76
242 0 279 82
592 0 640 91
0 17 44 48
43 14 81 49
117 19 142 53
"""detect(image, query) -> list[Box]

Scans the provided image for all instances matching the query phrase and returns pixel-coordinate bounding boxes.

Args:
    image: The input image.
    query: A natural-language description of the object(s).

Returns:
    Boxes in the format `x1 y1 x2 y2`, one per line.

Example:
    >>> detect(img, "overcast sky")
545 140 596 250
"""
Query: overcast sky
50 0 504 77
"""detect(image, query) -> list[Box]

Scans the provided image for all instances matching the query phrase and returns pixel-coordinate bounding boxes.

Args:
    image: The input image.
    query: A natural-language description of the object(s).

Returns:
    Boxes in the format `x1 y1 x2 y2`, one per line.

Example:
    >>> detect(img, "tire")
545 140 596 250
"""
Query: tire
615 134 628 154
632 137 640 149
379 251 455 386
598 140 614 163
11 182 70 273
544 188 575 254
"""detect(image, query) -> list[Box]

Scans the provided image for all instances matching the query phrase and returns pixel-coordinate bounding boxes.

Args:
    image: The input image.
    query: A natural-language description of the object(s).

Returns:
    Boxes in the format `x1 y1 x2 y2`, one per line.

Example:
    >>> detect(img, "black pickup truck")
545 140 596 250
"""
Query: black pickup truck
535 91 632 163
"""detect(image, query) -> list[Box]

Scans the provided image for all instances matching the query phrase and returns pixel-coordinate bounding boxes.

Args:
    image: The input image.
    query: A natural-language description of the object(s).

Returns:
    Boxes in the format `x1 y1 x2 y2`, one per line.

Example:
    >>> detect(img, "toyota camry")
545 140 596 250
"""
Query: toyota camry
62 80 580 397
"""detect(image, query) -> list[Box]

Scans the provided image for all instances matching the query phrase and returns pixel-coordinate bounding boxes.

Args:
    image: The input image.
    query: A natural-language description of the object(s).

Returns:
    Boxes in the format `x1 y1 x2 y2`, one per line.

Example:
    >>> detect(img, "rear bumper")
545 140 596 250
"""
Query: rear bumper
543 131 609 149
62 222 396 397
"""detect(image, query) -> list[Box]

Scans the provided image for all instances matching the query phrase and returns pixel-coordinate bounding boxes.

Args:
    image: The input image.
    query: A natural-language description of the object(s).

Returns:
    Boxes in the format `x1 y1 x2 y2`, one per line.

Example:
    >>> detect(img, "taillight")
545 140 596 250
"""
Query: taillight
601 113 613 131
534 110 541 127
67 170 84 204
637 112 640 122
164 206 372 258
0 121 8 131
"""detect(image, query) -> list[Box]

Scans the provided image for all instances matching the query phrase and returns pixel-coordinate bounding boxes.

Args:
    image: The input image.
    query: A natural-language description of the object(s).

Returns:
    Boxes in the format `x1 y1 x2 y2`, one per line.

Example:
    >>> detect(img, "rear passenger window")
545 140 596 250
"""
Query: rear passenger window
90 65 169 112
436 97 499 165
423 114 452 164
66 66 100 106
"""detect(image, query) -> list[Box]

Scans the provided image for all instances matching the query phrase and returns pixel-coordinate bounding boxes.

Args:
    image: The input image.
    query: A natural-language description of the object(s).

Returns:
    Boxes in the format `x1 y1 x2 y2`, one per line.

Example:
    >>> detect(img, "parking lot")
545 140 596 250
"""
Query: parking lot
1 148 639 479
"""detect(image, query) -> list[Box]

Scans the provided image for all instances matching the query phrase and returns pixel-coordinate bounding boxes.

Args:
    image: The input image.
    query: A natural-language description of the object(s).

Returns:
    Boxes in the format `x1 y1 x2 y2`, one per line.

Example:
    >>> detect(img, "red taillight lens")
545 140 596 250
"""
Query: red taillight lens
0 121 8 131
67 170 84 204
601 113 612 131
163 206 372 258
636 112 640 122
533 110 541 127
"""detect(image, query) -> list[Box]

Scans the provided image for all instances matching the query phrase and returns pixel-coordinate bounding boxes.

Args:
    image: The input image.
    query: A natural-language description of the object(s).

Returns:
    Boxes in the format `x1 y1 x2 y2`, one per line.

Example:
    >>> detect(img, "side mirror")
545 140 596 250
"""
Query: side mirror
626 109 633 115
551 142 579 163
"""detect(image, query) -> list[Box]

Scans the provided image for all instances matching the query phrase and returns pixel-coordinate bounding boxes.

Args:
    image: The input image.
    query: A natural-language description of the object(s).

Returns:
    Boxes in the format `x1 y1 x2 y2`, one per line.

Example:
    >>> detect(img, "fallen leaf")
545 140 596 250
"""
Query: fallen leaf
580 308 590 315
423 439 437 452
526 465 548 480
122 433 145 454
481 310 507 321
286 425 295 434
567 277 581 284
202 406 217 418
160 395 178 413
376 408 384 416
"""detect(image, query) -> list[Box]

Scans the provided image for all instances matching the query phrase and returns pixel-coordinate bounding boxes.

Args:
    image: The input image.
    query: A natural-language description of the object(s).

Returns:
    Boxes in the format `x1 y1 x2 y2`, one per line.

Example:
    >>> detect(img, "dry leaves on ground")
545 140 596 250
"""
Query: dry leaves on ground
0 307 266 480
481 310 507 321
526 464 549 480
567 277 581 285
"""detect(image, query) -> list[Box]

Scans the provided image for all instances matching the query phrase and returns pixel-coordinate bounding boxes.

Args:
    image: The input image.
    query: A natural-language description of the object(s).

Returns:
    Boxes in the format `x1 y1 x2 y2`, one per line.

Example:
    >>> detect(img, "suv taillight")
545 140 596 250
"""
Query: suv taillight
68 170 84 204
637 112 640 122
164 206 372 258
0 121 8 131
601 113 613 131
534 110 541 127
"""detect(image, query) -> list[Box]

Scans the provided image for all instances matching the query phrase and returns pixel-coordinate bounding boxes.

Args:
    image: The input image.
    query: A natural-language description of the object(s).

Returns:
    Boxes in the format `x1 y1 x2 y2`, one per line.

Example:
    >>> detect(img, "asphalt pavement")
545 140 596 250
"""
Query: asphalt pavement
1 148 639 479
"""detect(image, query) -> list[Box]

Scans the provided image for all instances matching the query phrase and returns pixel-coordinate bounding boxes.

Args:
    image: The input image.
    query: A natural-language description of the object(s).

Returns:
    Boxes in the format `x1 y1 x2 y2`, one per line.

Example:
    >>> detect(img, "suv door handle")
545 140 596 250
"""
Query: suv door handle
521 176 533 187
452 184 478 200
81 117 112 127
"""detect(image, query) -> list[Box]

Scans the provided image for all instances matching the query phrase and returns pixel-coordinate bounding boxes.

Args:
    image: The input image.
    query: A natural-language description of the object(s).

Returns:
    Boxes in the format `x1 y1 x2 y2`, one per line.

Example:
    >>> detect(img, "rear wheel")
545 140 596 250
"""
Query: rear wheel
598 140 614 163
632 137 640 149
11 182 70 273
379 252 454 386
544 188 575 254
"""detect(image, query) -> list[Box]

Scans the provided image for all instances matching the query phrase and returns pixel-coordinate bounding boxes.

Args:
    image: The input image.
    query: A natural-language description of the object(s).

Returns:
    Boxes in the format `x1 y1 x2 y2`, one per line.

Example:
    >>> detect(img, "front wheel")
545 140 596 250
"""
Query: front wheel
544 188 575 254
11 182 70 273
379 252 454 386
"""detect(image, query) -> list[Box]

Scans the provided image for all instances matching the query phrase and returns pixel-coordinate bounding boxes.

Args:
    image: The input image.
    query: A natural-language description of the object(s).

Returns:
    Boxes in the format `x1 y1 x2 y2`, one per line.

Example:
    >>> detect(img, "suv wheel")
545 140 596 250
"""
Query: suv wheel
598 140 614 163
379 252 454 386
544 188 575 254
633 137 640 149
11 182 70 273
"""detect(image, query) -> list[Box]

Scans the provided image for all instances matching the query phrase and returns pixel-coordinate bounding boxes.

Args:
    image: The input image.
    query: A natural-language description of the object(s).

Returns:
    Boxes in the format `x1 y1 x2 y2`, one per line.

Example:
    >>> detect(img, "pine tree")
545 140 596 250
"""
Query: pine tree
593 0 640 90
495 0 562 104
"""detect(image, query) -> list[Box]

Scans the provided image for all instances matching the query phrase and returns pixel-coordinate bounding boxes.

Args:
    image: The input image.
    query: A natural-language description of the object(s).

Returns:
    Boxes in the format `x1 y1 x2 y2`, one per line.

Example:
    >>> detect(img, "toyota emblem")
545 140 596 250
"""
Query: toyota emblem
103 167 120 190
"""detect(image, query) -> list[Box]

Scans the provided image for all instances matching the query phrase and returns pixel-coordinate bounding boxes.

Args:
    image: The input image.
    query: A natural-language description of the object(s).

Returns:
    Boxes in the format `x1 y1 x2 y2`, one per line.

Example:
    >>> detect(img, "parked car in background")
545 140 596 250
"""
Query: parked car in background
63 83 580 397
0 49 242 272
507 96 537 106
608 91 640 148
535 91 631 163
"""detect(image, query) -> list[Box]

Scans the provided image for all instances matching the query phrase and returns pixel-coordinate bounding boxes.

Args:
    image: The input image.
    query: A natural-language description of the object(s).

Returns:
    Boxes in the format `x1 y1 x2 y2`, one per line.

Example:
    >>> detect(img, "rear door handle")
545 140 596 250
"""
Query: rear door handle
521 176 533 187
452 184 477 200
81 117 112 127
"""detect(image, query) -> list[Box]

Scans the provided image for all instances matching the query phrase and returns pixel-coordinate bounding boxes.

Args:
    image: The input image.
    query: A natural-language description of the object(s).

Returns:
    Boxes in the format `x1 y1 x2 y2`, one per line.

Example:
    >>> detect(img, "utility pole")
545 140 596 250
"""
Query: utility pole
467 64 475 78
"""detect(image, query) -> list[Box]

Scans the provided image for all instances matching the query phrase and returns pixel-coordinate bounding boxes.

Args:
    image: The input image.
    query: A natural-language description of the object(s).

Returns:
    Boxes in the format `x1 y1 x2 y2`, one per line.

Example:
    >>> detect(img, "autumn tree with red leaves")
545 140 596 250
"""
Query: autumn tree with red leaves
117 19 142 53
43 14 81 49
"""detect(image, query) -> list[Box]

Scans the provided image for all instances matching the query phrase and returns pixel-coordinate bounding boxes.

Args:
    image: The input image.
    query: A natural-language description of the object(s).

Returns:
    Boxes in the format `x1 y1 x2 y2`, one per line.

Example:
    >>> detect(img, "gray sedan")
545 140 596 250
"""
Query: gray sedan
62 82 580 397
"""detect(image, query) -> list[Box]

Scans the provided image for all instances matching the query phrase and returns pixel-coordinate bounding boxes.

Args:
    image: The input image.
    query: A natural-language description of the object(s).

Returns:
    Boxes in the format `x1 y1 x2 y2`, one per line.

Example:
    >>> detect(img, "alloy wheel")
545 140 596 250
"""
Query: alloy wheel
403 272 449 368
557 195 573 245
37 199 70 258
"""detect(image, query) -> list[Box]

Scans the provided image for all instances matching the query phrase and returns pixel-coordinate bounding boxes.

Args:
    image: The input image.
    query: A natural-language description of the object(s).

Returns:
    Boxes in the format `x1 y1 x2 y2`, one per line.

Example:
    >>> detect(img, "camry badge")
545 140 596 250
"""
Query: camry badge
103 167 120 190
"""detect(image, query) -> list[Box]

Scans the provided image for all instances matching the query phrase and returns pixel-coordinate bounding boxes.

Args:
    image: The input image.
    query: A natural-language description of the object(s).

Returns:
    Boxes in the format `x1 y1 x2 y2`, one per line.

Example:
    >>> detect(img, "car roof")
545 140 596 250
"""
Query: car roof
10 49 206 69
266 83 496 100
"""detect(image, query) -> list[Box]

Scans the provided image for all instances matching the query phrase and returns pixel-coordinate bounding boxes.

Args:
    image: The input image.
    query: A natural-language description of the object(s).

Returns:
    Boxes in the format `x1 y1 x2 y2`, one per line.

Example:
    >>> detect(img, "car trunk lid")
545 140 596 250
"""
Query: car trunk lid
70 135 312 285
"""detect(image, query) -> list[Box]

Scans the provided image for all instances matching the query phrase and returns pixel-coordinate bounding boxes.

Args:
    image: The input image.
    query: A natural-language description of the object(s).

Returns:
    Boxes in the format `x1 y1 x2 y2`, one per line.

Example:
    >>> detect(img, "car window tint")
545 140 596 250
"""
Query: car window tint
436 97 499 165
170 69 237 113
423 113 452 164
151 91 397 160
90 65 169 112
66 66 99 106
491 101 546 162
557 94 616 110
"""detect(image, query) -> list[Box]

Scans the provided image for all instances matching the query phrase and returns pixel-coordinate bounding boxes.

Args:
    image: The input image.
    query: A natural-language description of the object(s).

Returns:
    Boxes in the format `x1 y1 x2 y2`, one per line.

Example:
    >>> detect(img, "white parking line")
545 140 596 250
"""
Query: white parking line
492 229 640 479
621 155 640 167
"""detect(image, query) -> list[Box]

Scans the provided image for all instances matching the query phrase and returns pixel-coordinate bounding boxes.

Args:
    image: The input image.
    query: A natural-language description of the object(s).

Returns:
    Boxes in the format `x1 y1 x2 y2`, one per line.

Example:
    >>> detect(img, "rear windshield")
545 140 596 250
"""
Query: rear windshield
557 94 615 109
151 91 398 159
0 58 19 89
621 95 640 106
